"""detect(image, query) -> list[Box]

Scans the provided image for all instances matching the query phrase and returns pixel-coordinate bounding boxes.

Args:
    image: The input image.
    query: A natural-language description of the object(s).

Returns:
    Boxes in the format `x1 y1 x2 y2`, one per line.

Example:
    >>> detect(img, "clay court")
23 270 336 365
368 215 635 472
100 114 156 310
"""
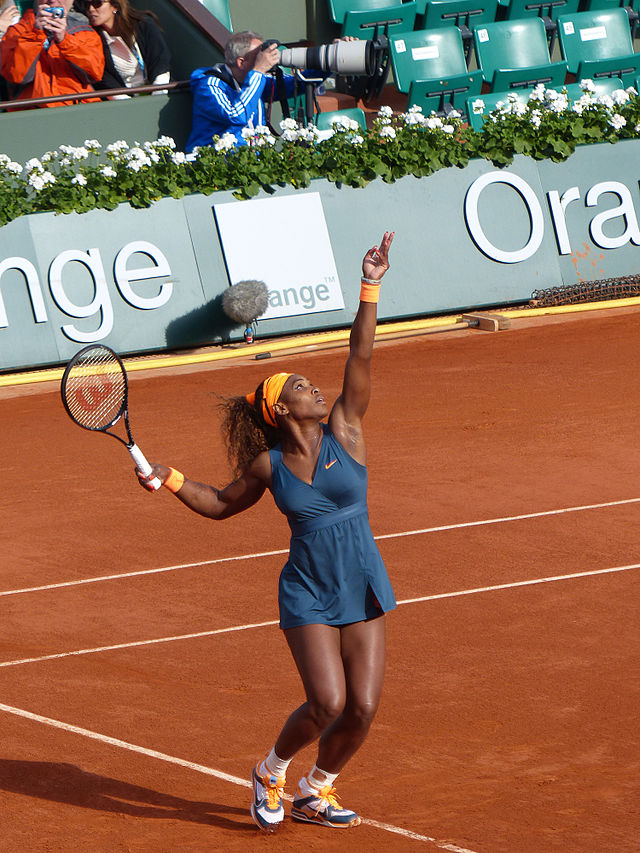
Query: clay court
1 306 639 852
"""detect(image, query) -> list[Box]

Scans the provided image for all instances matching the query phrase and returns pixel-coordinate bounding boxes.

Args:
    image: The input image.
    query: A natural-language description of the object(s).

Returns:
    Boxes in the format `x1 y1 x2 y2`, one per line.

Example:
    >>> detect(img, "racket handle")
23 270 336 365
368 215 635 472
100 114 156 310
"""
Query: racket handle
128 444 161 491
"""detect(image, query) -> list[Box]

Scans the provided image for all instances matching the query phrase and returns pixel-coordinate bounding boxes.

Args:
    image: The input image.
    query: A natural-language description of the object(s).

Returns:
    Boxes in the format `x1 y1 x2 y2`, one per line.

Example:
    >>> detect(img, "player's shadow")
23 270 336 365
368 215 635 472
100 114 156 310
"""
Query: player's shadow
0 760 253 831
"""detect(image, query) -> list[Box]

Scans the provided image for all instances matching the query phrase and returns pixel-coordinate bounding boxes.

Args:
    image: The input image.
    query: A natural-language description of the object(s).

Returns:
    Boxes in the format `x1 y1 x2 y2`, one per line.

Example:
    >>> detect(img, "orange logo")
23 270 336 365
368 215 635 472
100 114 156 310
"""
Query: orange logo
325 459 337 470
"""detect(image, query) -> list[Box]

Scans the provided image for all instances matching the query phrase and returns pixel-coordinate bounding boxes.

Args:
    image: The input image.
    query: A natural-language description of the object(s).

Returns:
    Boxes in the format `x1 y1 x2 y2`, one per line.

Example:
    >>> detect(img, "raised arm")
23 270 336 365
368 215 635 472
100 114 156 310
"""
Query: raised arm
329 231 394 451
137 452 269 519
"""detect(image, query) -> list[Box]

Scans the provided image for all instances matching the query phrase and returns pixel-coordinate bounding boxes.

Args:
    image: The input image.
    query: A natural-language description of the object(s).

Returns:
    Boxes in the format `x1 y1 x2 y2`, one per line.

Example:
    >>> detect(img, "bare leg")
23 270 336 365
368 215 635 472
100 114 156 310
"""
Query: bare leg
274 623 346 760
274 615 386 773
316 615 386 773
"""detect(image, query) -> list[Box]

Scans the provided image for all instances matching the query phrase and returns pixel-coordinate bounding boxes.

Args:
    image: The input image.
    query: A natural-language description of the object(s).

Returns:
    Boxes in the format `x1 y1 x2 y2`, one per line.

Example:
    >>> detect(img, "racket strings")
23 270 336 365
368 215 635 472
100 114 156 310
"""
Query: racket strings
63 349 126 431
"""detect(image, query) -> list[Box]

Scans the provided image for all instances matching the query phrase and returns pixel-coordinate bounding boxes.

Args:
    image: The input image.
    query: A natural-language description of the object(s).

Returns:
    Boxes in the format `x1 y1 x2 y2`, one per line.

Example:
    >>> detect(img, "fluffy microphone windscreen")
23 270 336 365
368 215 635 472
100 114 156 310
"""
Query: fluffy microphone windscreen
221 280 269 324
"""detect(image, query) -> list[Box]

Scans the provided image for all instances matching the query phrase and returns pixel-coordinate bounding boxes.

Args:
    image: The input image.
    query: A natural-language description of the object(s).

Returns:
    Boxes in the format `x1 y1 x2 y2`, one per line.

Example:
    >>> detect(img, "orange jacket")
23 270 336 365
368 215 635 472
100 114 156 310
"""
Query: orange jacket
1 9 104 106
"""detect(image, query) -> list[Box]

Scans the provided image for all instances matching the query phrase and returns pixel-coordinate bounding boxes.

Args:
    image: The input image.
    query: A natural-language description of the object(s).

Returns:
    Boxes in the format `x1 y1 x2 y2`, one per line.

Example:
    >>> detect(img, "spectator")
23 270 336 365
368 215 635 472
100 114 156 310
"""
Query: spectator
85 0 170 95
186 30 295 152
0 3 20 99
1 0 104 106
0 2 19 40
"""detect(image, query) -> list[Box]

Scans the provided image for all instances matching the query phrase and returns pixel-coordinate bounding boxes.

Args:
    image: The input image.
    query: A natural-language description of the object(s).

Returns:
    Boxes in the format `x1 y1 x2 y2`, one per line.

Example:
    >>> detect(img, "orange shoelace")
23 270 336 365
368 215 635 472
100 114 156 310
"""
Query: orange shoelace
262 774 285 809
314 784 341 813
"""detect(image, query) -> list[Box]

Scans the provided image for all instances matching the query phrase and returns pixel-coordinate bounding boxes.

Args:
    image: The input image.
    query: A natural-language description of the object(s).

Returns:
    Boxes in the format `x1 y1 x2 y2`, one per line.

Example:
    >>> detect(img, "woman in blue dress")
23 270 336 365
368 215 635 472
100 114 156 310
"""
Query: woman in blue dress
139 231 396 832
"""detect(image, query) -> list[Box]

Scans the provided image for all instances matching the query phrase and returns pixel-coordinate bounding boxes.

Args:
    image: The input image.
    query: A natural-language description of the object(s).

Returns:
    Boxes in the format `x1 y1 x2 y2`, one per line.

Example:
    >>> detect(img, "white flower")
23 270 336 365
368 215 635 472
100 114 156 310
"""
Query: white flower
548 94 569 113
530 110 542 127
331 116 361 132
73 147 89 160
59 157 72 167
402 111 425 125
350 135 364 145
598 94 614 109
379 125 396 139
155 135 176 149
281 128 299 142
0 154 9 166
425 116 443 130
580 79 595 92
106 140 129 154
29 174 45 191
84 139 101 150
442 124 455 134
100 165 117 177
612 88 629 105
171 151 186 165
24 158 43 173
42 171 55 185
609 113 626 129
41 151 55 163
280 117 298 131
635 123 640 133
126 147 152 166
378 105 393 117
127 160 144 172
572 102 585 115
215 132 237 152
448 109 461 119
407 104 423 113
471 98 485 114
529 84 546 102
72 174 87 186
5 161 22 174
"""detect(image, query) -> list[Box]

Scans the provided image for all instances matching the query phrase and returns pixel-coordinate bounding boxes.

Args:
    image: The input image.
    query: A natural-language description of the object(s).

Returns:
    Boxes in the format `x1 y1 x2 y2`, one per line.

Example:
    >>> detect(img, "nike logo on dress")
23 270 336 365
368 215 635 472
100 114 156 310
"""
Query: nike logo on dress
325 459 337 470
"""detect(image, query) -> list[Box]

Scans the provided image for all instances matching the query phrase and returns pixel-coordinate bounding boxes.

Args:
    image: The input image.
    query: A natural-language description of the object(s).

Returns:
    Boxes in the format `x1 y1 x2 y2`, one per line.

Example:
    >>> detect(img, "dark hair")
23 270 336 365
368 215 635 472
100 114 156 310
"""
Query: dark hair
107 0 161 52
219 383 279 476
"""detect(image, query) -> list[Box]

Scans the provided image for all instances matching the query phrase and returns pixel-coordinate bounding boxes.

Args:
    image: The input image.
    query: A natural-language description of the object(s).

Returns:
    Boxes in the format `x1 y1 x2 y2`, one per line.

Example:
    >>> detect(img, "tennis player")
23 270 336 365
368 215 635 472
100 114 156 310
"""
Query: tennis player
139 231 396 831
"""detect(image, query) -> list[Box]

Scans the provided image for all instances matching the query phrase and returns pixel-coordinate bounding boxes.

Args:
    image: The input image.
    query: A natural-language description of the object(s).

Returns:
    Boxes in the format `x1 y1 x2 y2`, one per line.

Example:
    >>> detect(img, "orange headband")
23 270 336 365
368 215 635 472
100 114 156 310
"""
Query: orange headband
246 373 292 427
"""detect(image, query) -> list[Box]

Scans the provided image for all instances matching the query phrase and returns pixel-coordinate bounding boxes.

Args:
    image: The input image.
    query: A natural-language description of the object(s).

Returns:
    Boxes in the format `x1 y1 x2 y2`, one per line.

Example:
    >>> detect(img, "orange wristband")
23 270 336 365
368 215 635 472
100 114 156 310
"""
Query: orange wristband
163 467 185 493
360 281 381 303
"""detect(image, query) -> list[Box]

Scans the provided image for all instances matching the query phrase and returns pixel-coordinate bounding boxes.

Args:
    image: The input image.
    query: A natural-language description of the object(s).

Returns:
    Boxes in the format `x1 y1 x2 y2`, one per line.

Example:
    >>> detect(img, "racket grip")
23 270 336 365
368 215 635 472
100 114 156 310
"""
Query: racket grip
128 444 161 491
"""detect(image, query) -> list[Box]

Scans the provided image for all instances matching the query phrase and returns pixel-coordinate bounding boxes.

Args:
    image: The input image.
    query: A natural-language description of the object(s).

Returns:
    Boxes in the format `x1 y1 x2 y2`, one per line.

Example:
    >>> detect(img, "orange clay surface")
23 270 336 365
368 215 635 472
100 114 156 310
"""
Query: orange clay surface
1 307 639 853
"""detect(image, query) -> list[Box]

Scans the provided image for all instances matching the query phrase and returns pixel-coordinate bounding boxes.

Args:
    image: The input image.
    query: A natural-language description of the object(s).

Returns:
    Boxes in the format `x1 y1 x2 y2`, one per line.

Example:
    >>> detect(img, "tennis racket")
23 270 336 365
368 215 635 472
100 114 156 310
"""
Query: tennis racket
61 344 161 490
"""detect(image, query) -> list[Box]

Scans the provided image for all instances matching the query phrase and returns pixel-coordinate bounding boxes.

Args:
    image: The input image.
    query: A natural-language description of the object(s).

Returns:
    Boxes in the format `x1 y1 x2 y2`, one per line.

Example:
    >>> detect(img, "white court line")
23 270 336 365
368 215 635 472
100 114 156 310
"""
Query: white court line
2 496 640 599
0 702 478 852
1 561 638 670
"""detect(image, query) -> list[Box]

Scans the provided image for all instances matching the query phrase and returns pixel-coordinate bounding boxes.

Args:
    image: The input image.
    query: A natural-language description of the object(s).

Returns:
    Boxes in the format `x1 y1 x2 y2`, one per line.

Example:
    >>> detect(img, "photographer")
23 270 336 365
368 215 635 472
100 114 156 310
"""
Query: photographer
186 30 297 152
1 0 104 106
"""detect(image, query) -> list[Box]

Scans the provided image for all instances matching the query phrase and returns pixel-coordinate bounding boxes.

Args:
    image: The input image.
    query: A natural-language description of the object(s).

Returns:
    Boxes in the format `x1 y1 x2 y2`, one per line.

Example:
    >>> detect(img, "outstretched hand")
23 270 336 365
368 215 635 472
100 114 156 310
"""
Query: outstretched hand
362 231 394 282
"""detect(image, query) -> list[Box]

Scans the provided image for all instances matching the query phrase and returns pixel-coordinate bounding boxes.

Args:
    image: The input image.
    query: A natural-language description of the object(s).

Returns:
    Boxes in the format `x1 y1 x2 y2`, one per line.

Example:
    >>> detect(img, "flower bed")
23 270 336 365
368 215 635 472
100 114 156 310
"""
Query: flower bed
2 82 640 228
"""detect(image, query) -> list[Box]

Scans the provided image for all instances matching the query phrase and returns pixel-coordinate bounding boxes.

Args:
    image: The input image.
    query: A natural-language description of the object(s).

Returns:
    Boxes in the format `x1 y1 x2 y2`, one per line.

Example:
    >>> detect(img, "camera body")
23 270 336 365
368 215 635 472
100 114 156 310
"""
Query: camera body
43 5 65 17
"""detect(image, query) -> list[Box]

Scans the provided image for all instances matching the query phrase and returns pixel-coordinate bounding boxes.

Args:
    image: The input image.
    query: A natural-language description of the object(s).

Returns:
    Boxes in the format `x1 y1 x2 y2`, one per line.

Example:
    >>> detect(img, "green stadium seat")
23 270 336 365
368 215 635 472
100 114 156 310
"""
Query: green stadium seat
316 107 368 129
389 28 483 112
557 9 640 86
579 0 639 40
416 0 500 62
327 0 418 37
473 18 568 90
497 0 579 22
199 0 232 31
497 0 580 52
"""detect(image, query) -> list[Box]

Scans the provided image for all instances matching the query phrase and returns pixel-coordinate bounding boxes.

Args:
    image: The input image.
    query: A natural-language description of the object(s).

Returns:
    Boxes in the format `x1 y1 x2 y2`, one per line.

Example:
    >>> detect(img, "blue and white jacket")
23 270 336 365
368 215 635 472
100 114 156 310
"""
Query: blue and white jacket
185 63 298 152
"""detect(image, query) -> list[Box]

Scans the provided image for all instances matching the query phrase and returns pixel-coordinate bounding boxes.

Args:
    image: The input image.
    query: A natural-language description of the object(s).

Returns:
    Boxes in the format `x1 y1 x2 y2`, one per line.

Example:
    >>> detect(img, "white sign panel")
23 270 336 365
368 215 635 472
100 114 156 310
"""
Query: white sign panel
213 193 344 320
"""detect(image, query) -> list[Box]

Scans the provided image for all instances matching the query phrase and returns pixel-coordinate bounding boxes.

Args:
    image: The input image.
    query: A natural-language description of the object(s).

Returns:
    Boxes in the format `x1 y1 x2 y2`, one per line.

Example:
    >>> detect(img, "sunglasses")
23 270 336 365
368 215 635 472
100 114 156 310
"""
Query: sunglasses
86 0 110 7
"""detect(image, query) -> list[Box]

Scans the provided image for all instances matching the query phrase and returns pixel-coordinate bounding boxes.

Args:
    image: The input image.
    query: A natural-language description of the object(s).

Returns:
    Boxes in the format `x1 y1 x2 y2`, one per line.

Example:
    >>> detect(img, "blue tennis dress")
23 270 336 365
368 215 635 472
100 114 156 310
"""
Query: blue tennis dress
269 423 396 629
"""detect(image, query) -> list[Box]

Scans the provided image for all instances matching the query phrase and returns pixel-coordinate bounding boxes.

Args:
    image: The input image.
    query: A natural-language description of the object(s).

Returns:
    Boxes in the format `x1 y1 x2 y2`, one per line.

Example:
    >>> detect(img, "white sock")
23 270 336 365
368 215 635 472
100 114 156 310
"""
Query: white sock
261 747 291 780
301 764 339 794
